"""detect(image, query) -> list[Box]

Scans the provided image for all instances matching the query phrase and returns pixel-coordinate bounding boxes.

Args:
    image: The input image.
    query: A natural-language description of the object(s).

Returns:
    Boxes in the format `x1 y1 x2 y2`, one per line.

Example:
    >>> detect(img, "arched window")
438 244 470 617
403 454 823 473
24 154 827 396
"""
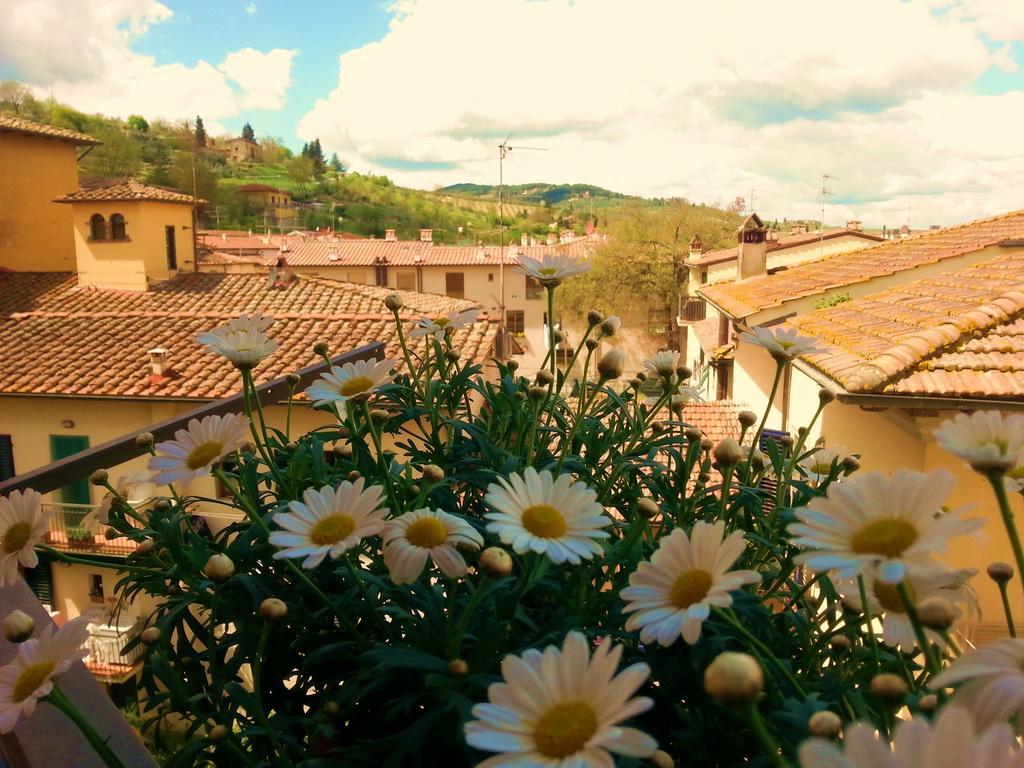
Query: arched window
110 214 127 240
89 214 106 241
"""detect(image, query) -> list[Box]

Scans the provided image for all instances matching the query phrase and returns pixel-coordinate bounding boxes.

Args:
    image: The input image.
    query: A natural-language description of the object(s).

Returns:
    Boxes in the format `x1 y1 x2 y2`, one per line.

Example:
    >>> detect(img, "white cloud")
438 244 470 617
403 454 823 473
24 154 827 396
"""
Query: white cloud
245 2 257 15
0 0 296 132
299 0 1022 226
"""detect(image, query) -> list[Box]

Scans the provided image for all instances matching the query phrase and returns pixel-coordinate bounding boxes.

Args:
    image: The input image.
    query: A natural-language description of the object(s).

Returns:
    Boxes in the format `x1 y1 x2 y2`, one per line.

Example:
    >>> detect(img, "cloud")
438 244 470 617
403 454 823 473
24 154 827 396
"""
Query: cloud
0 0 296 132
299 0 1021 226
245 2 257 15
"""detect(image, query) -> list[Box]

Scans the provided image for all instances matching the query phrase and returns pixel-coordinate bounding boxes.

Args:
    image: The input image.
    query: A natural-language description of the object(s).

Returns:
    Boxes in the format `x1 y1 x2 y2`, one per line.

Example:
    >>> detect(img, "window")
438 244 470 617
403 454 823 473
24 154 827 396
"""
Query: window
396 270 417 291
525 276 543 300
445 272 465 299
488 273 494 282
110 213 126 240
375 265 389 287
89 214 106 241
506 309 525 335
0 435 13 481
165 225 177 270
89 574 104 603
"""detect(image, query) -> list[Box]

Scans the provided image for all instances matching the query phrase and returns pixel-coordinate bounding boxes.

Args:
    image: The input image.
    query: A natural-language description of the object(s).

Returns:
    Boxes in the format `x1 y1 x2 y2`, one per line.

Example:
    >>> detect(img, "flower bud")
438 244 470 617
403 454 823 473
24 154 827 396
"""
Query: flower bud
916 596 957 631
208 724 229 743
285 441 299 452
506 359 519 372
917 693 938 712
585 338 599 351
779 434 795 449
409 484 421 495
553 330 566 344
829 635 851 653
807 710 842 738
628 378 643 390
869 673 907 703
154 498 171 512
683 426 702 442
90 469 109 486
337 426 351 439
313 342 330 357
636 371 648 381
650 421 666 434
637 498 660 518
135 539 155 556
712 438 744 467
286 373 301 386
699 437 713 453
676 365 692 381
134 432 154 448
600 316 621 337
697 472 711 484
370 408 390 424
818 387 837 405
649 751 674 768
746 448 766 473
988 562 1014 584
597 349 625 380
3 610 34 643
535 369 555 386
479 547 513 577
704 652 764 705
448 659 470 677
514 390 528 401
105 527 119 540
260 598 288 621
141 627 162 645
737 411 757 429
324 701 340 716
384 293 404 312
841 456 860 474
348 470 361 481
422 464 445 484
586 309 604 326
241 442 256 455
334 443 353 459
528 385 549 400
204 554 235 584
445 348 462 362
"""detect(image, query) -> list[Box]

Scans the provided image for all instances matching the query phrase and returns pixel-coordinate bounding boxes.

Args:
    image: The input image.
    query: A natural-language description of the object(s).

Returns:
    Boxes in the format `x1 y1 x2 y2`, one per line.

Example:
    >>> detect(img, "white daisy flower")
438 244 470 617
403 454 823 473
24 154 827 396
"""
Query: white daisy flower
621 521 760 646
935 410 1024 473
269 479 388 568
836 568 978 651
799 444 849 483
0 490 50 588
483 468 610 564
83 471 154 533
741 326 826 362
930 638 1024 727
790 469 983 584
383 508 483 584
1007 458 1024 493
0 613 93 733
465 631 657 765
305 357 397 409
148 413 249 486
196 313 278 368
798 706 1024 768
409 309 480 342
516 253 590 286
643 350 680 379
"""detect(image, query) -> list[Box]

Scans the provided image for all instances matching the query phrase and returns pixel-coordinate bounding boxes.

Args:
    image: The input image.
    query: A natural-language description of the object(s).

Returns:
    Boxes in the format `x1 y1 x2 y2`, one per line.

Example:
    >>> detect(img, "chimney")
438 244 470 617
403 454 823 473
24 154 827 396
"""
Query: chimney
736 214 768 281
419 228 432 242
521 233 529 247
385 228 397 241
688 234 704 262
148 347 169 378
845 220 862 232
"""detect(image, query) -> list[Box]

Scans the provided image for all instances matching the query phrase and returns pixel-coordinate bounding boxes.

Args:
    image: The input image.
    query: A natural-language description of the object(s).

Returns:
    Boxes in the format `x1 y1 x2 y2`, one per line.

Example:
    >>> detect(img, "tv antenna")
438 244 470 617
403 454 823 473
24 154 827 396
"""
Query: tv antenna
820 174 838 258
497 139 547 359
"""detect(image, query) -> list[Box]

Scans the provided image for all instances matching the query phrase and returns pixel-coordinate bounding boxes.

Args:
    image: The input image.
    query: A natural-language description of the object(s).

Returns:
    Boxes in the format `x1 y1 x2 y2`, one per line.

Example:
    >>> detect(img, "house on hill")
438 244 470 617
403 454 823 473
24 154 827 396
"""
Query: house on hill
225 136 261 164
235 183 296 223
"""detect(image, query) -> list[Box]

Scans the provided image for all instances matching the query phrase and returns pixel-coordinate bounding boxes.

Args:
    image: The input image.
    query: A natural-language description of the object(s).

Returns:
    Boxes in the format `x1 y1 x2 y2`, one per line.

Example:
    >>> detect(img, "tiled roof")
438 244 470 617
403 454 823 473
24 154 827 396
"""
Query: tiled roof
0 115 99 145
701 210 1024 319
55 179 205 206
789 251 1024 400
200 251 277 267
0 272 493 400
692 229 883 267
680 400 745 443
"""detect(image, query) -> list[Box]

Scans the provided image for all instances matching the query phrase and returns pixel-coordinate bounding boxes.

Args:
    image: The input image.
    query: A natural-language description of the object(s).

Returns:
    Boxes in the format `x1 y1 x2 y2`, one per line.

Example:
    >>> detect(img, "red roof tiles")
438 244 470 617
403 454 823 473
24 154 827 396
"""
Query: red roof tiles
55 179 205 206
692 229 883 267
0 116 99 146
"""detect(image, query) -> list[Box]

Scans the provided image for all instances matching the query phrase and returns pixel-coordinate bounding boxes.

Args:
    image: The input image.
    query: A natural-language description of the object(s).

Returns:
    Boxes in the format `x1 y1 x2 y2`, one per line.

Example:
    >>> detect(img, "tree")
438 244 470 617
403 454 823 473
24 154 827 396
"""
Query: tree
285 155 314 189
194 116 207 148
241 122 255 142
168 151 219 202
0 80 32 113
329 153 347 173
260 137 291 164
727 196 746 214
80 125 142 179
302 138 327 176
127 115 149 133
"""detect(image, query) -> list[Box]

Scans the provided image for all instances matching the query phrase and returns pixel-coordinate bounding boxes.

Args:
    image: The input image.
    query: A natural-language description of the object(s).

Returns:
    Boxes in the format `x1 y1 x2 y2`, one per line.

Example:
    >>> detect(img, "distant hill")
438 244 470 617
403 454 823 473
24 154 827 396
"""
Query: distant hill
440 182 631 206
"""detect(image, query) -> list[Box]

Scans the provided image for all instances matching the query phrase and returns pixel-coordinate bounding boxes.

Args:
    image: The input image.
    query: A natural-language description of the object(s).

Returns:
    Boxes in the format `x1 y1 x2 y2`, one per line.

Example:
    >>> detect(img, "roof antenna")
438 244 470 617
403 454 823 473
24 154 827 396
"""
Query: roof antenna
820 174 838 259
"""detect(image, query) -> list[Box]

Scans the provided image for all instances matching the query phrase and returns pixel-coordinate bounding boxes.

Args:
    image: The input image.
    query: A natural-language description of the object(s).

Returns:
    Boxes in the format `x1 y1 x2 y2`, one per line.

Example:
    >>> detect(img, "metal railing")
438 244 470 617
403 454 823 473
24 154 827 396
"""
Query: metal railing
679 296 707 323
85 623 145 685
42 502 143 557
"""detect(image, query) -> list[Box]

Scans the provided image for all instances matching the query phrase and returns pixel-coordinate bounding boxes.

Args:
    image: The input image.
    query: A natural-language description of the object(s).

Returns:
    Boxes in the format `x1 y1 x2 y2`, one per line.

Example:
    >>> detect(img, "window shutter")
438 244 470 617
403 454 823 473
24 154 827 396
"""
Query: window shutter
0 435 13 481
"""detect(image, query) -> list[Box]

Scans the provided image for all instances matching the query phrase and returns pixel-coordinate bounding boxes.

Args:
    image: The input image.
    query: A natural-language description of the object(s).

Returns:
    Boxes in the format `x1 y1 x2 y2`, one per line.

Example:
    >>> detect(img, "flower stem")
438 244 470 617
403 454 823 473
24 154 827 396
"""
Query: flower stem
857 576 881 672
251 623 291 768
743 361 784 487
714 608 807 697
896 580 941 677
546 285 557 377
987 472 1024 607
998 581 1017 638
743 701 791 768
44 684 129 768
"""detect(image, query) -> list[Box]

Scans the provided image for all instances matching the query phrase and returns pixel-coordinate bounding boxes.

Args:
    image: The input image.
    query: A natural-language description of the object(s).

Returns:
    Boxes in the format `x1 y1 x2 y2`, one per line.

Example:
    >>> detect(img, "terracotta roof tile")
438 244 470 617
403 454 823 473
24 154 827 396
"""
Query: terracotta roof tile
788 251 1024 400
55 179 205 205
680 400 746 444
701 210 1024 319
0 115 99 145
692 229 883 267
0 272 495 400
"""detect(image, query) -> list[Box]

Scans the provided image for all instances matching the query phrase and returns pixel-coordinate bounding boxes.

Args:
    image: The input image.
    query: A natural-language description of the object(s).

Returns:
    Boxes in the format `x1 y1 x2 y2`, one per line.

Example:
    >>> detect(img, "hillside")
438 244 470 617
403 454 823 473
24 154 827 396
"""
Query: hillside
440 182 630 206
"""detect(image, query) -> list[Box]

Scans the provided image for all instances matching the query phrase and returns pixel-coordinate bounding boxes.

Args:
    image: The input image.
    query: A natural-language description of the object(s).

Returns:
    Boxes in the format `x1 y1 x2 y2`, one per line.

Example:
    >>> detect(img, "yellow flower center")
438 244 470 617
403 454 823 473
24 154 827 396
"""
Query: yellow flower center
2 522 32 554
1008 465 1024 480
405 517 448 549
538 267 559 276
777 340 795 350
521 505 567 539
186 441 224 470
12 661 55 703
873 581 914 613
434 317 451 328
339 376 374 397
309 514 356 546
810 462 833 475
533 701 598 758
851 518 918 558
670 569 713 608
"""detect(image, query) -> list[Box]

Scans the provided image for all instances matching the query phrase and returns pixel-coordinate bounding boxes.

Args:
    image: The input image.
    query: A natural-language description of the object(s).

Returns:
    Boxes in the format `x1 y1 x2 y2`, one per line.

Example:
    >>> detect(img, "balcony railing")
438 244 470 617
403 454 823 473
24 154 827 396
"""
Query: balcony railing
42 502 145 557
85 622 145 685
679 296 707 323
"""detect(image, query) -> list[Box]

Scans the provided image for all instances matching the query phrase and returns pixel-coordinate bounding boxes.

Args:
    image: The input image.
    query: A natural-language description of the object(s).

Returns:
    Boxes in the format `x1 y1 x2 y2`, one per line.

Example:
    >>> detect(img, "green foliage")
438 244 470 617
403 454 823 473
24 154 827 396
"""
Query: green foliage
241 122 255 143
194 116 207 148
81 125 143 179
813 293 852 310
127 115 150 133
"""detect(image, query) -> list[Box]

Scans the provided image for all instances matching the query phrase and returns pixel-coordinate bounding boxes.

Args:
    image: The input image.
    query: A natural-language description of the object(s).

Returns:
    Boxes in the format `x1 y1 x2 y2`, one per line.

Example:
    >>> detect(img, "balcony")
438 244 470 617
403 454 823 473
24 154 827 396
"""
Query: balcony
678 296 707 323
42 502 145 557
84 621 145 685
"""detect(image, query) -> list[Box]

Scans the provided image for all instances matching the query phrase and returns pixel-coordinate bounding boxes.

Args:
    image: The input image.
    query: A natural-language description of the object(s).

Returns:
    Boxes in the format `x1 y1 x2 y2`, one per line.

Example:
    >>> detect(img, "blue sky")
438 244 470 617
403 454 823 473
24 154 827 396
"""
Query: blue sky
4 0 1024 225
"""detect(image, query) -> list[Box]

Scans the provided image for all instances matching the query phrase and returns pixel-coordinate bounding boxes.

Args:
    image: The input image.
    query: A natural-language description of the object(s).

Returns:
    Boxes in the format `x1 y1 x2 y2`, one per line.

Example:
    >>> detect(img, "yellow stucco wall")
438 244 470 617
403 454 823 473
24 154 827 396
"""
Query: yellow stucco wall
0 132 79 272
71 201 197 290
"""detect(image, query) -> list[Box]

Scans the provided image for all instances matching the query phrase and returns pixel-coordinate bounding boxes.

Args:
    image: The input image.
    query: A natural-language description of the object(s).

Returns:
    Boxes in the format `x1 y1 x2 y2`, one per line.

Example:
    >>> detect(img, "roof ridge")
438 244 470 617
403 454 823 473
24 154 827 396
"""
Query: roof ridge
843 284 1024 392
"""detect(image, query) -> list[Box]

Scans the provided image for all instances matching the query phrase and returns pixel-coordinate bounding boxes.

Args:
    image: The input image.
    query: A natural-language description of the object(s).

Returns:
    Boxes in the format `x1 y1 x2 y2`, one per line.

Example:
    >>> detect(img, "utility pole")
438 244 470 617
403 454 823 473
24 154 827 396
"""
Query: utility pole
820 174 837 259
497 139 546 359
